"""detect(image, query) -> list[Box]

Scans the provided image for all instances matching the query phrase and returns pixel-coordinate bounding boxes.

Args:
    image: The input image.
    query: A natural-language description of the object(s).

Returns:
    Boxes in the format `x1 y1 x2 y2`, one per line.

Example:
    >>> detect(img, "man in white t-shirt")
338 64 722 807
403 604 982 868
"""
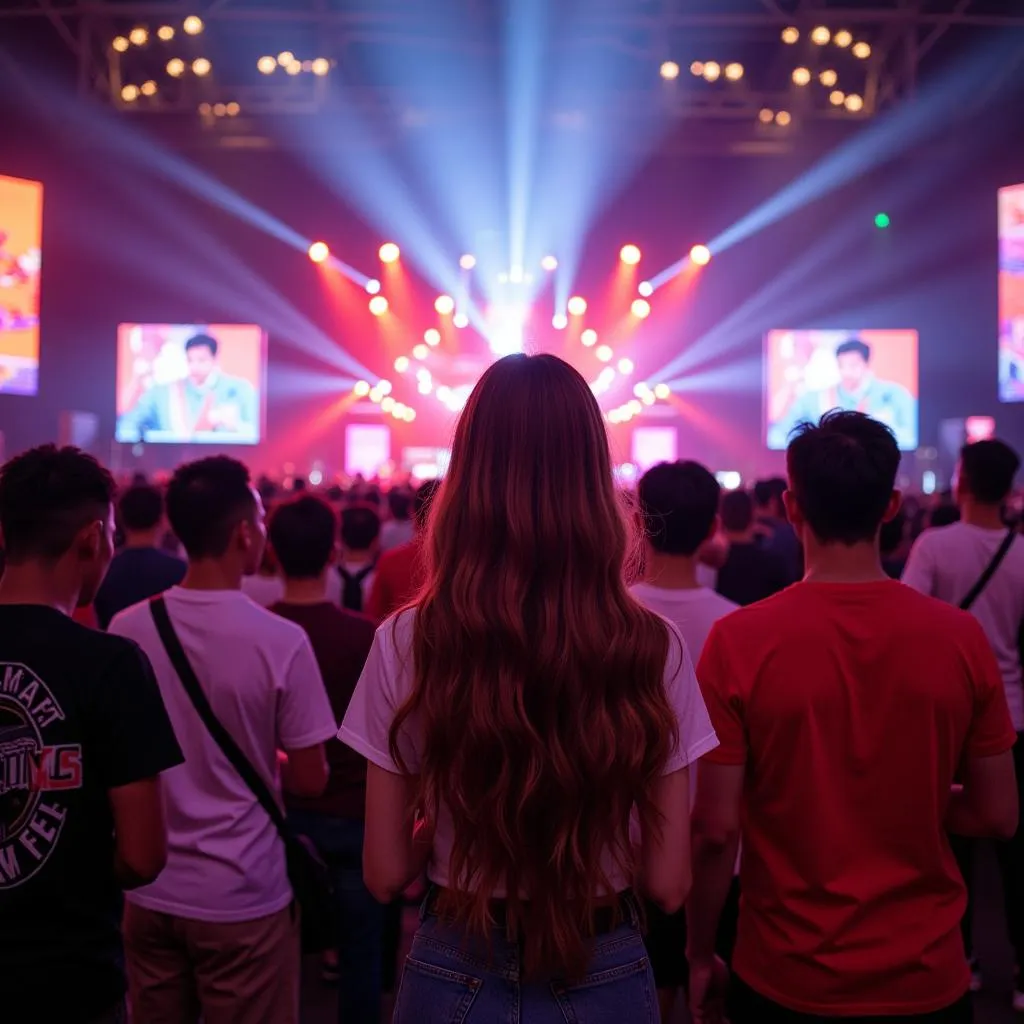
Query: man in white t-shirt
903 438 1024 1006
632 459 739 1022
110 456 338 1024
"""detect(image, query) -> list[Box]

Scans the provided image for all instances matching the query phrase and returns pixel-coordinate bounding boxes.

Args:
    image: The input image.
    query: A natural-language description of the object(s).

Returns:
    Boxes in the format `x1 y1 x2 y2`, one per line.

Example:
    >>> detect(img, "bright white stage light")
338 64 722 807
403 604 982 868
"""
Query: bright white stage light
435 295 455 315
638 281 654 298
424 328 441 346
394 356 410 373
654 383 671 399
365 279 381 294
595 345 613 363
413 344 429 360
567 296 587 316
453 312 469 329
258 56 277 75
581 329 598 347
488 305 527 356
183 15 204 35
459 254 476 270
617 358 635 375
552 313 568 330
541 255 558 272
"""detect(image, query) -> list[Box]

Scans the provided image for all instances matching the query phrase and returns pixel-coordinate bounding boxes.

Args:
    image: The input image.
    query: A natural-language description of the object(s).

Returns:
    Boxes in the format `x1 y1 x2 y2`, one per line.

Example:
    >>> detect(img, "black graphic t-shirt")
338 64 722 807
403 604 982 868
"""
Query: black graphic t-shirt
0 605 183 1019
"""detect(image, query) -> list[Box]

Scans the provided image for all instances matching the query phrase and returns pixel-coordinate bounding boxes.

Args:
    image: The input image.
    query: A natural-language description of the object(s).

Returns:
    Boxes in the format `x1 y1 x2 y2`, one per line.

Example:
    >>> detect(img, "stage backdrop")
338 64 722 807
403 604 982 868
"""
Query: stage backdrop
0 174 43 396
999 183 1024 402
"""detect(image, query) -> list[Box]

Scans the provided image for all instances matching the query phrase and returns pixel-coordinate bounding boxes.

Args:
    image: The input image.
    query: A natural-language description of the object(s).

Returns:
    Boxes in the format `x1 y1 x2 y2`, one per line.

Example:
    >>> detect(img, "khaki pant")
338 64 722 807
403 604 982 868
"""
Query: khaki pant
123 902 300 1024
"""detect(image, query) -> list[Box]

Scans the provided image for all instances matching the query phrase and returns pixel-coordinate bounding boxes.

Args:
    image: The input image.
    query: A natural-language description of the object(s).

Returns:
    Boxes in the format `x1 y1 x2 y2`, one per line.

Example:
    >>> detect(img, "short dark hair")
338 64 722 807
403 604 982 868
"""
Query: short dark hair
836 337 870 362
720 489 754 533
388 488 414 522
638 460 721 556
753 477 786 509
166 456 256 559
959 439 1021 505
270 496 336 580
185 333 218 358
340 505 381 552
118 484 164 533
414 479 442 528
0 445 115 562
786 410 900 545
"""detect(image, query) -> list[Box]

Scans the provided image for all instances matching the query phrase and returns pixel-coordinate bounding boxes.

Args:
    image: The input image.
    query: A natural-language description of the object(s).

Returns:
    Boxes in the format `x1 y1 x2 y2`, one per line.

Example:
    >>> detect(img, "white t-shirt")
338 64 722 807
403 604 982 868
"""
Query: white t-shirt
242 571 342 608
109 588 338 922
339 609 718 893
630 583 738 663
903 523 1024 731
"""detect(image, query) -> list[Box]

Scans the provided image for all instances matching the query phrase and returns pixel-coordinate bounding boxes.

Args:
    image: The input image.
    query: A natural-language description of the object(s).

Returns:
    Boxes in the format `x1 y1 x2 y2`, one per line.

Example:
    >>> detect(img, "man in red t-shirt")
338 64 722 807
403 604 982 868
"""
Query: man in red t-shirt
687 410 1019 1023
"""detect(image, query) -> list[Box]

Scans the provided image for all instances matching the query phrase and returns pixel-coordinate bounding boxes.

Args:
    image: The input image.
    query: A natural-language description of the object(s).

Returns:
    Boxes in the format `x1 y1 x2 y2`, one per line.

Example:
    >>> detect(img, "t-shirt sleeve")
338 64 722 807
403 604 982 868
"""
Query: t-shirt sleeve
695 622 748 766
661 624 719 774
962 616 1018 758
276 636 339 750
90 642 185 790
338 622 418 775
901 534 936 595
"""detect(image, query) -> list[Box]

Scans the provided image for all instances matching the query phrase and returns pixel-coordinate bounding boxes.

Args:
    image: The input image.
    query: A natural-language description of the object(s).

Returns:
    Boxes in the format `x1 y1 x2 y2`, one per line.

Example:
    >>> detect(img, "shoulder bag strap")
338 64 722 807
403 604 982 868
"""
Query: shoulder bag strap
960 530 1017 611
149 596 289 838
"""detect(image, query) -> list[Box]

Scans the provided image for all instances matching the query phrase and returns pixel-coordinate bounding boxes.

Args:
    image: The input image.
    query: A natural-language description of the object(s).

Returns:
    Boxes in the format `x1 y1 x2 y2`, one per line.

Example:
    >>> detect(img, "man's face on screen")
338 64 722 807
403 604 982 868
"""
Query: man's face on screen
186 345 217 386
837 352 869 392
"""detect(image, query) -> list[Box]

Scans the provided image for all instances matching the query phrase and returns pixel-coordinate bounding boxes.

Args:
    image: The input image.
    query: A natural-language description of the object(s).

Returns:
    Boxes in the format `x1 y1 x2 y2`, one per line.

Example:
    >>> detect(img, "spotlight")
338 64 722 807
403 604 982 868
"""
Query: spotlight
311 58 330 76
381 397 395 413
781 26 800 44
424 328 441 346
459 253 476 270
618 358 635 375
724 62 744 82
434 294 455 316
627 400 643 416
509 265 524 284
379 242 400 264
642 391 656 406
819 69 838 87
140 80 158 97
541 255 558 272
654 383 671 400
829 89 846 106
369 387 383 403
758 107 775 124
212 102 226 117
852 41 871 59
285 61 302 77
412 344 429 360
277 51 294 66
660 60 680 81
365 279 381 295
129 27 148 46
690 61 705 77
418 380 433 396
775 110 792 126
567 296 588 316
378 380 393 395
833 29 853 48
308 241 329 263
394 356 410 373
368 295 389 316
631 299 651 320
702 61 721 82
689 244 712 266
403 408 416 422
157 25 175 41
596 345 613 363
257 56 277 75
192 57 211 77
620 244 642 266
581 329 598 347
354 380 371 397
453 312 469 329
121 84 139 102
225 102 240 117
552 313 568 330
874 212 891 229
844 93 864 112
166 58 185 77
416 367 431 383
634 383 651 398
198 102 212 116
112 36 129 53
792 67 811 86
810 26 831 45
638 281 654 298
183 15 204 35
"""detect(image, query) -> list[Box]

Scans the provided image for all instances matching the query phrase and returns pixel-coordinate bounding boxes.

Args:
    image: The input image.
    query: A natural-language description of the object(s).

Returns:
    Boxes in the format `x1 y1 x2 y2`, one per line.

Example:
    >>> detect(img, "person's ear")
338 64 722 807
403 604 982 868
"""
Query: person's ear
705 513 721 546
881 489 903 524
782 489 801 530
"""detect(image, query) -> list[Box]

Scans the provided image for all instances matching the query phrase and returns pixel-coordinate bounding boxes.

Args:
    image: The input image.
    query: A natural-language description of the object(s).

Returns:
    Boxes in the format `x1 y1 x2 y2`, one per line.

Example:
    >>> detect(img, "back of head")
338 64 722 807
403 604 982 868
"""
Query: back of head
340 505 381 552
388 488 414 522
753 477 786 513
118 484 164 535
270 496 336 580
638 460 720 556
959 439 1021 506
392 354 676 976
786 410 900 545
720 489 755 534
166 456 257 560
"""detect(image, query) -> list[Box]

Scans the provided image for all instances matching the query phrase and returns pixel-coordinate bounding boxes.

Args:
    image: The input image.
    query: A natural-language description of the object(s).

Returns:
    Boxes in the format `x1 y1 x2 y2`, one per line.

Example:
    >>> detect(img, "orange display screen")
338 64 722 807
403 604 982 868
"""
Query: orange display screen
0 175 43 396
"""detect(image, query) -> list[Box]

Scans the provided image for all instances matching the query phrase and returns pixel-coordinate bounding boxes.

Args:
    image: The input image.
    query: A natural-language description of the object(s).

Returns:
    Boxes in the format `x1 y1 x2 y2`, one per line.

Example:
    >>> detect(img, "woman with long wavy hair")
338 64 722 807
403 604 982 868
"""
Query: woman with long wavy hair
340 353 718 1022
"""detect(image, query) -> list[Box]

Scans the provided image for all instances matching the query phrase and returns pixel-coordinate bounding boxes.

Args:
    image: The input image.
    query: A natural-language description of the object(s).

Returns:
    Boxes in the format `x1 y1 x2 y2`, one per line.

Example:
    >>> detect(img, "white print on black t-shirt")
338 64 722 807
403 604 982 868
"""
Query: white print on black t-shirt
0 663 82 889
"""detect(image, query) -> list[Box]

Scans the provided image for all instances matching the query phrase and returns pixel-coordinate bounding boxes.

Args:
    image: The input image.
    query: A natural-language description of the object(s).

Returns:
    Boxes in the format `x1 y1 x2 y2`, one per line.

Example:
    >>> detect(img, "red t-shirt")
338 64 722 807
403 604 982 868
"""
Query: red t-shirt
697 579 1016 1016
366 537 424 624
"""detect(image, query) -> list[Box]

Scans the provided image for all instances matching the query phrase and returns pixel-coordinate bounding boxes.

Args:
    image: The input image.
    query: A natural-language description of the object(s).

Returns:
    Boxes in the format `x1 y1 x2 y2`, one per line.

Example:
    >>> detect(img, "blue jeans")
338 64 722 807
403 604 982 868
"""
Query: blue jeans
393 891 657 1023
287 810 384 1024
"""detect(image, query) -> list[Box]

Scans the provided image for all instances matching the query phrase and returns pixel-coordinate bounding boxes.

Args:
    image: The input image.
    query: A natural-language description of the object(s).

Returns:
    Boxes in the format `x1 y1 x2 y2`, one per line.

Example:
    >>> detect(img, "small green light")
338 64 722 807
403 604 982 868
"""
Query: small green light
874 212 891 229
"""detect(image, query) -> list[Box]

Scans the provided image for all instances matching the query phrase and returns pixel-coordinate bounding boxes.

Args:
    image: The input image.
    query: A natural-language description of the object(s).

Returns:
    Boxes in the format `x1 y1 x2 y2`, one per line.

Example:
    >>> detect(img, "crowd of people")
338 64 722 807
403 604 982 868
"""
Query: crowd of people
0 352 1021 1024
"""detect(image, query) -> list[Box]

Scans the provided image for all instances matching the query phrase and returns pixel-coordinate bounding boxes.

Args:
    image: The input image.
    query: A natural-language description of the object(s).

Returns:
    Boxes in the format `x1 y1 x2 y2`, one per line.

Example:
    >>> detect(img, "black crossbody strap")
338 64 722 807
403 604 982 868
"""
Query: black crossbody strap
149 596 288 839
960 530 1017 611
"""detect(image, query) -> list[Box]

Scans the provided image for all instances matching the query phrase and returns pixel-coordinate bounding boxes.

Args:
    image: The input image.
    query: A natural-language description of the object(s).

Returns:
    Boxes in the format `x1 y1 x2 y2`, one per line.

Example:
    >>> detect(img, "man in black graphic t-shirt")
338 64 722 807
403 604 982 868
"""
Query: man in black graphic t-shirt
0 445 183 1023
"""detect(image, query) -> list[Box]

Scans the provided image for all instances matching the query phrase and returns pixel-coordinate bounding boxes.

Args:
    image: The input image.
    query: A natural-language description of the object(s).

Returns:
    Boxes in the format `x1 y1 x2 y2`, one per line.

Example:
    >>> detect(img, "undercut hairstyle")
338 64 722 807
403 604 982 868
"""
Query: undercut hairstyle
720 489 755 534
786 410 900 545
184 333 218 357
959 439 1021 506
638 461 721 556
165 456 256 559
753 477 786 510
118 484 164 533
836 337 871 362
340 505 381 552
388 488 414 522
414 479 442 528
0 445 115 563
270 496 337 580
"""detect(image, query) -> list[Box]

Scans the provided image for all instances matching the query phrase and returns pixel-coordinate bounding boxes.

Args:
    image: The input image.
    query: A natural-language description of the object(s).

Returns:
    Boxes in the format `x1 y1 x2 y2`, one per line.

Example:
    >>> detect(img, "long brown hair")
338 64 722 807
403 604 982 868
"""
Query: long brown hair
389 354 677 976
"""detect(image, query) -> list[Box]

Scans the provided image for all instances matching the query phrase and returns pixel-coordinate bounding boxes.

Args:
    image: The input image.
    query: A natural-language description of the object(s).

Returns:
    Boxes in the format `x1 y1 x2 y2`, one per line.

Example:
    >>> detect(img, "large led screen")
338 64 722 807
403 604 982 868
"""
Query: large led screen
116 324 266 445
765 329 919 450
0 175 43 396
999 184 1024 402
